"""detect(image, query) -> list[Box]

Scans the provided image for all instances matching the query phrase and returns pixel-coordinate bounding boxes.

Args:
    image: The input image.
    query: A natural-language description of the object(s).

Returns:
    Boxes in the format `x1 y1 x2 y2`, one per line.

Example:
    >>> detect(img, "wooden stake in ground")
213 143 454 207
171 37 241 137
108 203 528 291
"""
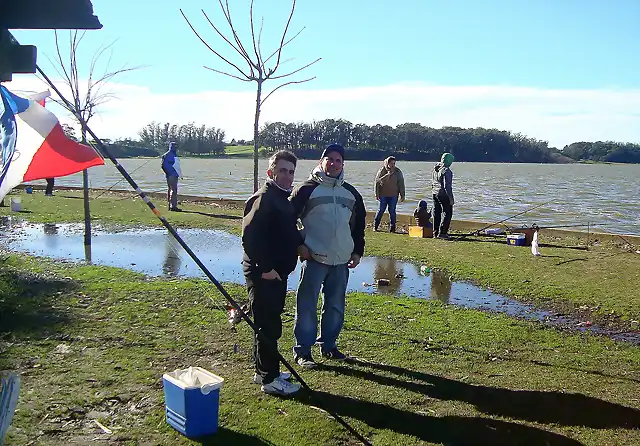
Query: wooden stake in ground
181 0 320 192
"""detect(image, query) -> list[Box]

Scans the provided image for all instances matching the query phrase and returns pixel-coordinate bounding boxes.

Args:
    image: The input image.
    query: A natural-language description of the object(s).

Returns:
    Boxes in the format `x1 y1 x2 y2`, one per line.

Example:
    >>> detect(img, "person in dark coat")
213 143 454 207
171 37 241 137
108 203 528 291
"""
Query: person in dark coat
431 152 455 239
242 150 303 396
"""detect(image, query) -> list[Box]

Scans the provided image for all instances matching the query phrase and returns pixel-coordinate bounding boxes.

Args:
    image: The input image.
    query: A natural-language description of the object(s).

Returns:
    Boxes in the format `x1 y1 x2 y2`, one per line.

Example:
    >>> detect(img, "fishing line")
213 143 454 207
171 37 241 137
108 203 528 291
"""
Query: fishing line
93 155 159 200
456 201 552 239
36 65 372 446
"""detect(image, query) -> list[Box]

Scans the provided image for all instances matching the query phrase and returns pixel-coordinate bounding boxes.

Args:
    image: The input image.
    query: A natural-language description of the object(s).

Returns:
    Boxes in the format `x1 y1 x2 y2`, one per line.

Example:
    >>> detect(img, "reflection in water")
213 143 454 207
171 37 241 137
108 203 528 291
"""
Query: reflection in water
84 244 92 263
373 257 403 294
163 235 182 276
43 223 58 235
431 269 452 303
43 223 59 250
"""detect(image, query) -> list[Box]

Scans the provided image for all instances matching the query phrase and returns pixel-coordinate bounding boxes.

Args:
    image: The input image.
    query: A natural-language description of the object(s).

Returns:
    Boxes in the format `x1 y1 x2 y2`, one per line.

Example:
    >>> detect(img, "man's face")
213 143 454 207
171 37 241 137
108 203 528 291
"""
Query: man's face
388 160 396 169
268 159 296 190
321 151 343 178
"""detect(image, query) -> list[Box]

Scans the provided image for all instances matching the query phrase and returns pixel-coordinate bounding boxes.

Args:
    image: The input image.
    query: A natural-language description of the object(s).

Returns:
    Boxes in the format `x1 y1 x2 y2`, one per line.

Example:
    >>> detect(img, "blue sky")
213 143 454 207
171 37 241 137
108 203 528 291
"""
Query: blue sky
8 0 640 147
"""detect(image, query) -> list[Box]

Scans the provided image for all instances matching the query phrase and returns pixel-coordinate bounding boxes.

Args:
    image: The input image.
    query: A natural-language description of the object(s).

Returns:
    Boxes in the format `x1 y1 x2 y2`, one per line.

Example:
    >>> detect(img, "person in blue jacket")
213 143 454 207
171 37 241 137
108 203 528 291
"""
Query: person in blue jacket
161 142 182 211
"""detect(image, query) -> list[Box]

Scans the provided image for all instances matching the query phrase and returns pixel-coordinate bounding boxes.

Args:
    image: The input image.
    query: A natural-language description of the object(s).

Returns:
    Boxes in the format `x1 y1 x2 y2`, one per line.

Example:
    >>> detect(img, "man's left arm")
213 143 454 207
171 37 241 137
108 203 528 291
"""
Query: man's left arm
346 184 366 258
398 170 406 202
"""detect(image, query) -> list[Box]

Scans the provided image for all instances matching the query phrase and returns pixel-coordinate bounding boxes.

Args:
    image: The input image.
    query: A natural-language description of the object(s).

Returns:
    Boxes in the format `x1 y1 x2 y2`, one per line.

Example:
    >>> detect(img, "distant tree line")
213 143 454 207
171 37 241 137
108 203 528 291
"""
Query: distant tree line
257 119 565 163
138 121 226 155
63 119 639 163
562 141 640 164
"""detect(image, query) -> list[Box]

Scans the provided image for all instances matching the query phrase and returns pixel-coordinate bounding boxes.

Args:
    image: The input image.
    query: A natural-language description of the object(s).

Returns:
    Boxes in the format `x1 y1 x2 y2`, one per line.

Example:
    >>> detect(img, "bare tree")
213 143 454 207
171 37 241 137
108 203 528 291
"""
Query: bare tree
181 0 320 192
44 30 140 249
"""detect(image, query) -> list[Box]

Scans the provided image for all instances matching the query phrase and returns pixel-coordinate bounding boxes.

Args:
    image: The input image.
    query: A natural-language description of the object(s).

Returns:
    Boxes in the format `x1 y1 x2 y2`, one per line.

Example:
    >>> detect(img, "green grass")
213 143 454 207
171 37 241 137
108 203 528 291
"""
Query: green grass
1 254 639 445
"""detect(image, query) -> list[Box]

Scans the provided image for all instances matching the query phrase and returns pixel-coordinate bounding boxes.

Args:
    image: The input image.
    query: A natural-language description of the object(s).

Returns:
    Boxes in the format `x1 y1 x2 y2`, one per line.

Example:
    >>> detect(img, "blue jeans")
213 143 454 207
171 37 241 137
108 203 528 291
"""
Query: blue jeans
293 259 349 357
374 196 398 227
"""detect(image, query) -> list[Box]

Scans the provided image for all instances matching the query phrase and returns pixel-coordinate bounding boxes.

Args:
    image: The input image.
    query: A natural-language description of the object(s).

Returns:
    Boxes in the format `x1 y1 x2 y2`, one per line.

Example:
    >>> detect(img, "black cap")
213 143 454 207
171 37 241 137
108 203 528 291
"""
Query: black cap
321 143 345 160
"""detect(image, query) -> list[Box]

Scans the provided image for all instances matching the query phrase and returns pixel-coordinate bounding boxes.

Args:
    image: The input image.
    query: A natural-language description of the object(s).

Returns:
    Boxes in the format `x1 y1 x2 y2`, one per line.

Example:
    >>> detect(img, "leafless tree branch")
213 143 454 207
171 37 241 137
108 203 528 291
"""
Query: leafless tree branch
262 27 305 65
261 77 315 105
267 0 297 76
47 30 142 134
201 9 254 71
204 66 253 81
249 0 264 72
269 57 321 80
219 0 258 71
180 9 252 80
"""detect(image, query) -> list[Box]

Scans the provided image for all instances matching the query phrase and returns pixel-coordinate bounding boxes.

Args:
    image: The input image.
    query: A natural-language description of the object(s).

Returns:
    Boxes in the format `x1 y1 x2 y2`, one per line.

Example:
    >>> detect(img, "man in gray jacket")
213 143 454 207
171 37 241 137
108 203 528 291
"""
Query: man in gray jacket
290 144 366 368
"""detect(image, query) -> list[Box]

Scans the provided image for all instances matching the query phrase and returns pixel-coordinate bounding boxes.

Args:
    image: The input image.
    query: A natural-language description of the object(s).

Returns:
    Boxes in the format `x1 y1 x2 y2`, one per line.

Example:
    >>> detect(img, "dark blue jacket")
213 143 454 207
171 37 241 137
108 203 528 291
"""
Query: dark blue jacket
161 143 179 177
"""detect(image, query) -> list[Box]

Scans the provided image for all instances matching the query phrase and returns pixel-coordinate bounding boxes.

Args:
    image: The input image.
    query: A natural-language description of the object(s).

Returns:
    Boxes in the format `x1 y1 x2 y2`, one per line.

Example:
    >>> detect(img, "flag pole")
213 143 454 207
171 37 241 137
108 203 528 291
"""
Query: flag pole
35 65 372 446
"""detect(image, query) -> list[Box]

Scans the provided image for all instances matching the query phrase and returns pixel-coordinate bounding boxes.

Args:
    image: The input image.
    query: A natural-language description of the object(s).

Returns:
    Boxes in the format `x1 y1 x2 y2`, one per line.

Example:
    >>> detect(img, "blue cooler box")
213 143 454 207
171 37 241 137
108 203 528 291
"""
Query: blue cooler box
163 367 224 438
506 233 526 246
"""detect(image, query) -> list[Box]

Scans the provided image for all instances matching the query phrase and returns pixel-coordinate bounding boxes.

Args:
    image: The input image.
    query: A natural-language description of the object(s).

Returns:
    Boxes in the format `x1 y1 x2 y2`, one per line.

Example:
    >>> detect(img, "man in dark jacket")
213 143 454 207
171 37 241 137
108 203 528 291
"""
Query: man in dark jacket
431 152 455 239
242 150 303 396
290 144 366 369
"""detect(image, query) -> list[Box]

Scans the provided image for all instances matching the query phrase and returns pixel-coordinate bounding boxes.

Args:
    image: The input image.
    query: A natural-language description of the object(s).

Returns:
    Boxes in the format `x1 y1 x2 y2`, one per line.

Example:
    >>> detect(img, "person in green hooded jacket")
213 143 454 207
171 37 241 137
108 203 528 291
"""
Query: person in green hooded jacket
431 152 455 239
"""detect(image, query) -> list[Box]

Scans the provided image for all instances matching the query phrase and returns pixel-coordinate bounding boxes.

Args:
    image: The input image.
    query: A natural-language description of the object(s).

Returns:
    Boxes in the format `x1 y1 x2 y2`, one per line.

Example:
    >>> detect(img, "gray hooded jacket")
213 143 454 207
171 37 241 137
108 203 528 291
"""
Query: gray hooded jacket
290 167 366 266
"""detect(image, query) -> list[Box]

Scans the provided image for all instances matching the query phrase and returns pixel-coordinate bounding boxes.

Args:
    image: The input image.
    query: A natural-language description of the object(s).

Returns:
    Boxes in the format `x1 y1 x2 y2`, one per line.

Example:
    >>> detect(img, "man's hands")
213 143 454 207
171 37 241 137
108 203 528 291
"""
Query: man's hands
400 196 405 203
347 254 361 269
261 269 282 281
298 244 311 261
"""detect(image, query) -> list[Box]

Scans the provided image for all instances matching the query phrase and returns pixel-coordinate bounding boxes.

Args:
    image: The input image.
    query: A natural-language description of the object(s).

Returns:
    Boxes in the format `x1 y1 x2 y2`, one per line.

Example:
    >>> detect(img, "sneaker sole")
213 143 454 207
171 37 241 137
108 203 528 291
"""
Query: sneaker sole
261 386 300 396
253 372 292 384
296 361 317 369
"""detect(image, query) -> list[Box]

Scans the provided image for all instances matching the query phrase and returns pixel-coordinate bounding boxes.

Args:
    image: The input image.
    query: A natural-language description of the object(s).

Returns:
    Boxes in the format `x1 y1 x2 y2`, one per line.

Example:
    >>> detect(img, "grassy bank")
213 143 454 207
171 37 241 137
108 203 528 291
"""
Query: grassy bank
1 190 639 325
1 253 639 445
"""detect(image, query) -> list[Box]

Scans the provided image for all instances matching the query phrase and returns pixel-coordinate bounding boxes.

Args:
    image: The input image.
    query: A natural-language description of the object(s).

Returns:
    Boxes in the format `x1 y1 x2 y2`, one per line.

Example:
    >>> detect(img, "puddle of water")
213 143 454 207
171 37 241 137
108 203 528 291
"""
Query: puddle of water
1 218 637 344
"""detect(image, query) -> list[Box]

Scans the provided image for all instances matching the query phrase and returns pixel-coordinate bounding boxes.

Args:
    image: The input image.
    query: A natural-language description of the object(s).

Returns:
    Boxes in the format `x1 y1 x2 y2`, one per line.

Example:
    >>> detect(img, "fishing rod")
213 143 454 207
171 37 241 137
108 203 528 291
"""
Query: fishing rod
456 201 552 239
505 223 598 230
36 66 372 446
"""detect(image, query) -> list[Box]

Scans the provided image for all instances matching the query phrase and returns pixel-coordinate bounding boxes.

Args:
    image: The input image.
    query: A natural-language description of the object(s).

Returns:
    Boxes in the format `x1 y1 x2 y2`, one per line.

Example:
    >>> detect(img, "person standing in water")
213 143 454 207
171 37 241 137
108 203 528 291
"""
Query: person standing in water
431 153 455 239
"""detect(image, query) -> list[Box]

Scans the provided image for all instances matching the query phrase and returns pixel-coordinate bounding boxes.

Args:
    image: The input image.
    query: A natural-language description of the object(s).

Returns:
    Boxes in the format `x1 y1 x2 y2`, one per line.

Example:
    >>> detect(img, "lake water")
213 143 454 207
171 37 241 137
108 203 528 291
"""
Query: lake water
28 158 640 235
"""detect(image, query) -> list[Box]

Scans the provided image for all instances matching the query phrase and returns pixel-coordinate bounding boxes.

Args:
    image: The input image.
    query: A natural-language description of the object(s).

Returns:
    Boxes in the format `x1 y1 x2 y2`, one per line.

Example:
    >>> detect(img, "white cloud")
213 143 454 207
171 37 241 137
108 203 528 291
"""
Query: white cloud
6 76 640 148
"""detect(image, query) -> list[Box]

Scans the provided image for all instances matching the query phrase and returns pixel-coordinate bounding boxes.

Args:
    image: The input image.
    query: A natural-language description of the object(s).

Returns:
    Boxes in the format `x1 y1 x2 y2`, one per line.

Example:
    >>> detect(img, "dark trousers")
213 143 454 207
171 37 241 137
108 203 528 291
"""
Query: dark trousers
45 178 55 195
432 192 453 236
246 272 287 385
166 175 178 208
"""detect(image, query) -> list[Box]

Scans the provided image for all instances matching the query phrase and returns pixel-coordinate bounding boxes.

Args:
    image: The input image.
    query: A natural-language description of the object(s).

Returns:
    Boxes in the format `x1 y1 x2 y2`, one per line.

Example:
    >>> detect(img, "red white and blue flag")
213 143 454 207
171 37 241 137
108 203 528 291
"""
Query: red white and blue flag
0 85 104 201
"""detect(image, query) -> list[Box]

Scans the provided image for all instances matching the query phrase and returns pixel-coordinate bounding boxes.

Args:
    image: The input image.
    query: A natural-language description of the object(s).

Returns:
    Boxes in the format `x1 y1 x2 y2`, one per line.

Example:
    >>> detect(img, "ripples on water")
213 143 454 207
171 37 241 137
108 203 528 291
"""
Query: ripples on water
27 158 640 235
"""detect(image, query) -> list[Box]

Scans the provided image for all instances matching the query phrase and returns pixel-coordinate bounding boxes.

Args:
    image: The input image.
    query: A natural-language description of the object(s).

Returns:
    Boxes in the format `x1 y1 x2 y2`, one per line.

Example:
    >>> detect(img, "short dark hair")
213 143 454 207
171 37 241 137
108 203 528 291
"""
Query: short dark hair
388 156 396 162
269 150 298 171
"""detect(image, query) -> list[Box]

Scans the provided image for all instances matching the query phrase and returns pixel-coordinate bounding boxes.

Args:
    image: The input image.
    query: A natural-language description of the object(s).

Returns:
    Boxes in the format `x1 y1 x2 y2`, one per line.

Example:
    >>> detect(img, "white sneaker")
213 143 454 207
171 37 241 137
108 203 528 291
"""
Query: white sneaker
261 377 301 396
253 371 292 384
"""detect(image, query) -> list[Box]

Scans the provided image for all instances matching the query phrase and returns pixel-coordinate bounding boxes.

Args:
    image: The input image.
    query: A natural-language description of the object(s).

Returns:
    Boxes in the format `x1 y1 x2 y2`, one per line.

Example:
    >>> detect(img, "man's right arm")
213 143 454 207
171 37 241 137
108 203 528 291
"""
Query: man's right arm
242 194 273 273
289 181 316 218
374 169 382 198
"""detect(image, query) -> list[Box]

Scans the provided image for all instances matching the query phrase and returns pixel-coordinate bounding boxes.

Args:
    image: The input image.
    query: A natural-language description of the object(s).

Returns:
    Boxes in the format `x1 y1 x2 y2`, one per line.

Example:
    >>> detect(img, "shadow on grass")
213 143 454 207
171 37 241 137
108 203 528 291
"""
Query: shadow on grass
295 389 583 446
0 263 76 342
181 210 242 220
342 326 640 384
321 359 639 430
195 427 273 445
